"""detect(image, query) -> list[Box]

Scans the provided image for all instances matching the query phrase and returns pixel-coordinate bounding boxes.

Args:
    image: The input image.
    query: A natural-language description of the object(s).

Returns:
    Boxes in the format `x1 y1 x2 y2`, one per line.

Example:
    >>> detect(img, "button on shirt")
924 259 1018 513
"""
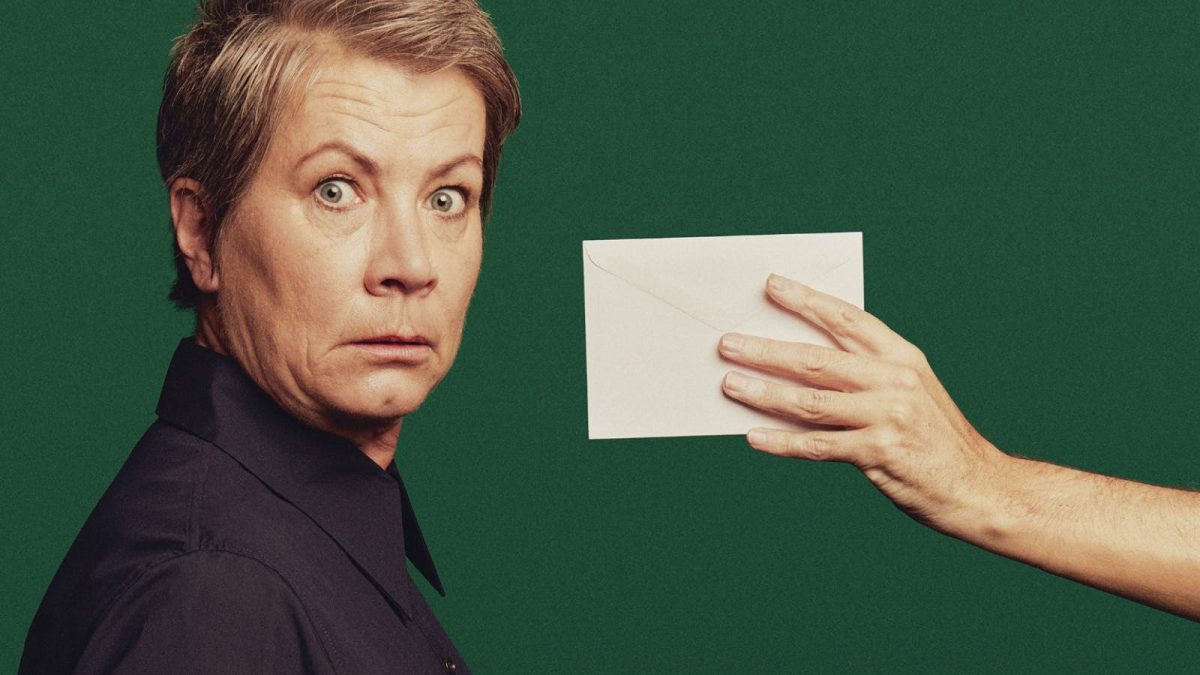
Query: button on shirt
20 338 470 674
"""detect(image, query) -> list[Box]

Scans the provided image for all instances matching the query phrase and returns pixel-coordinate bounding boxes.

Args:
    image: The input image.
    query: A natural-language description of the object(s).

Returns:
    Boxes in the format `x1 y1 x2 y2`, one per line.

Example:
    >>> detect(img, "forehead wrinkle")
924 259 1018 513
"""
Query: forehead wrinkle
284 64 485 170
313 90 379 110
308 112 479 146
310 77 387 93
318 106 393 134
420 121 482 148
375 93 464 119
307 76 393 104
310 78 471 118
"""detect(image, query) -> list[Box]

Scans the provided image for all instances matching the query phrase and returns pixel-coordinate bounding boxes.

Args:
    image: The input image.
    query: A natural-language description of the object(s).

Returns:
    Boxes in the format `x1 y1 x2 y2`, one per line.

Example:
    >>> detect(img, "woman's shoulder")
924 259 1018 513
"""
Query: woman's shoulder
111 419 330 560
21 419 336 674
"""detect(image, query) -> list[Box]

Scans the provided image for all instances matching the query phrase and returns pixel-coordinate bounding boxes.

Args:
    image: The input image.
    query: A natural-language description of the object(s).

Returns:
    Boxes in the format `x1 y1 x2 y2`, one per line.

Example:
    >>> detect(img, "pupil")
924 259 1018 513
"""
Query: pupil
324 184 340 201
436 194 449 210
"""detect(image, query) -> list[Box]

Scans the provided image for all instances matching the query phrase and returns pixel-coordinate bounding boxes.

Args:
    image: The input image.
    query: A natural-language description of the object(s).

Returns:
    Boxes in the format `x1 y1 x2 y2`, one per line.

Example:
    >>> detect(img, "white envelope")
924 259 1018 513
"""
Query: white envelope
583 232 864 440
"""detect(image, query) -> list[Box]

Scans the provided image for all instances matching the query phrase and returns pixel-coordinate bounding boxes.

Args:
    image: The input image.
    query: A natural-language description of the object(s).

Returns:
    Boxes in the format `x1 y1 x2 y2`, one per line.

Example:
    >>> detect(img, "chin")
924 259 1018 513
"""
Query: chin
322 381 433 426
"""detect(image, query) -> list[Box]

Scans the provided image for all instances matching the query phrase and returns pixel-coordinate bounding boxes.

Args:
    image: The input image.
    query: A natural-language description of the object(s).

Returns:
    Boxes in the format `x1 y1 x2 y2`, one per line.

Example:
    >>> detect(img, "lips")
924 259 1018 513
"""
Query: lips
350 334 434 364
355 335 431 346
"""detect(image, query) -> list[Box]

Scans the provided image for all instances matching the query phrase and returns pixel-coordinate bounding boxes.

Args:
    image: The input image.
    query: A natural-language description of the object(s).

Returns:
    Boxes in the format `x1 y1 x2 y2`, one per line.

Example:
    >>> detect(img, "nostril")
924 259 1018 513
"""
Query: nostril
377 275 436 294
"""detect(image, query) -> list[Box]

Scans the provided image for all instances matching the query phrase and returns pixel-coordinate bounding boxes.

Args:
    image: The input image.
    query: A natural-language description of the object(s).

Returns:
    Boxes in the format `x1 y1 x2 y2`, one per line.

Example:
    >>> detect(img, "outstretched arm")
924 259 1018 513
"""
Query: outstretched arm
719 274 1200 621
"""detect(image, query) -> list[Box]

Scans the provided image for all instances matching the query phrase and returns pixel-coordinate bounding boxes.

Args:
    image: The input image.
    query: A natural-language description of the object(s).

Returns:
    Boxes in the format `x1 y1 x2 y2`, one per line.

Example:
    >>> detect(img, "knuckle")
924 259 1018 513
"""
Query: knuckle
909 345 929 367
885 401 912 427
869 425 899 450
836 305 859 330
894 367 921 391
895 344 928 370
794 388 833 422
866 427 904 462
798 346 832 374
792 434 832 461
873 439 899 468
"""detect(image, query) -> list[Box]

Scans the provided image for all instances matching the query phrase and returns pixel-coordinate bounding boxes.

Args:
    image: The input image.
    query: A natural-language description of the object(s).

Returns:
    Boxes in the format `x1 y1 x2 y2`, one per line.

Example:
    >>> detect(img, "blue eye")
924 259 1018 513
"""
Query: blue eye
429 188 466 215
316 179 354 205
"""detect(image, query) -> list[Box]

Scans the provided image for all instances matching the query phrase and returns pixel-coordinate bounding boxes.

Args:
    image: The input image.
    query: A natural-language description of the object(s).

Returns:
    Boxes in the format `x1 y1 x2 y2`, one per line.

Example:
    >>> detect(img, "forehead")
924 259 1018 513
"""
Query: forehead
270 50 486 166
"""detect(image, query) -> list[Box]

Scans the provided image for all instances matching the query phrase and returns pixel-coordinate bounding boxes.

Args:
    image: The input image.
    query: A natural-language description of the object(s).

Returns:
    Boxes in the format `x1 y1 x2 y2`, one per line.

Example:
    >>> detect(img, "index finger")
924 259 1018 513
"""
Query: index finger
766 274 912 360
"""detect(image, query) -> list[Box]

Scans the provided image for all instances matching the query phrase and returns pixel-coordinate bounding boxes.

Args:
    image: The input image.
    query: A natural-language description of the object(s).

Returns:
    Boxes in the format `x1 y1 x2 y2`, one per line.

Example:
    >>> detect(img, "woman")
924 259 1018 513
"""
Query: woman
21 1 518 672
21 0 1199 671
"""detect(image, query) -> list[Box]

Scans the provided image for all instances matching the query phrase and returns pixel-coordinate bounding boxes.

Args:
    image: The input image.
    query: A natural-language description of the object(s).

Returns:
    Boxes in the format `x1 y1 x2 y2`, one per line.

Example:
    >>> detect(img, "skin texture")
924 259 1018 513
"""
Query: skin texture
171 50 487 468
720 274 1200 622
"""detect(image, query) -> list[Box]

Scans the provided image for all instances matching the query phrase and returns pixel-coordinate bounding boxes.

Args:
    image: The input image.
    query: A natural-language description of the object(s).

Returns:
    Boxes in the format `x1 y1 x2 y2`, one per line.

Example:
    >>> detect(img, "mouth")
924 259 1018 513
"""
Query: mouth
355 335 431 346
350 334 433 363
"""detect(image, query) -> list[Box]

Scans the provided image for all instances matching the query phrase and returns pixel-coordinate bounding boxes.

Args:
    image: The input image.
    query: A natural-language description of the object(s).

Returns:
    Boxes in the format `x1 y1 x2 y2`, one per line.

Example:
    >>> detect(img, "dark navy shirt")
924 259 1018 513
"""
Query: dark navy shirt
21 339 468 674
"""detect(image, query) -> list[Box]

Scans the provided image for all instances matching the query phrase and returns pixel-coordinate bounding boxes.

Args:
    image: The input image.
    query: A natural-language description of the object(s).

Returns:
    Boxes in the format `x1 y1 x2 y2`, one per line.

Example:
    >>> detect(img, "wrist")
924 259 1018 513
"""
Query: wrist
949 445 1026 550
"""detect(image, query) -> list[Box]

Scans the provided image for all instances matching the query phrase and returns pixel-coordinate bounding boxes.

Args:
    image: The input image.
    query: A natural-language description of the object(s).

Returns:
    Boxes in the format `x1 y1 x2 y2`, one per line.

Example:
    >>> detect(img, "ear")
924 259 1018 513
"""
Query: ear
169 177 220 293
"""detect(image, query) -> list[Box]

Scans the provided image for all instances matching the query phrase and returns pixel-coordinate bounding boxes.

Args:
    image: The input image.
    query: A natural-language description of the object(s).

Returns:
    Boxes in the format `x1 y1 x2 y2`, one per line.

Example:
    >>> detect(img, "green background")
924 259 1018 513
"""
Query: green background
3 1 1198 671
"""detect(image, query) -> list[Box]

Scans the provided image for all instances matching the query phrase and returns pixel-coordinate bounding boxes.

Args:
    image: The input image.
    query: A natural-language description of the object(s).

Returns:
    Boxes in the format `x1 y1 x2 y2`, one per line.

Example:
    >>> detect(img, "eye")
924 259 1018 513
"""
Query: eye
315 178 355 206
428 187 467 216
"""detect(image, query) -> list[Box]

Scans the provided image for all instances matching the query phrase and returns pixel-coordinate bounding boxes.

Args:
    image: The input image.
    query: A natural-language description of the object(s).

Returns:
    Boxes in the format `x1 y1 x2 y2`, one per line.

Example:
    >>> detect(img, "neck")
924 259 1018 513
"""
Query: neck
194 300 226 355
352 425 402 469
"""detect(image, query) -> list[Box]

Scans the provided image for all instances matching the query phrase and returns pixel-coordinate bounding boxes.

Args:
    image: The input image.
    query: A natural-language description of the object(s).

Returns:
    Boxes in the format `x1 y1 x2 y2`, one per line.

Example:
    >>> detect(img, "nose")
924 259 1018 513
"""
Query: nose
364 203 436 296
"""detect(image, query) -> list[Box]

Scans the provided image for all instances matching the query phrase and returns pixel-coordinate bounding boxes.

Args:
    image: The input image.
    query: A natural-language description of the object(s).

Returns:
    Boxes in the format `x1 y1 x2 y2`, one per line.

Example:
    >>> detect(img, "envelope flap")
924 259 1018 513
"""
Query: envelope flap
583 233 859 332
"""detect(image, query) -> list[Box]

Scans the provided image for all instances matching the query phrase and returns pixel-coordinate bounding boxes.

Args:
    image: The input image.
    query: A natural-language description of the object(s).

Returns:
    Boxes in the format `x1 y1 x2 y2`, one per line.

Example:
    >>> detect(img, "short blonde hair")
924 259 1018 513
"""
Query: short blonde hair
158 0 521 309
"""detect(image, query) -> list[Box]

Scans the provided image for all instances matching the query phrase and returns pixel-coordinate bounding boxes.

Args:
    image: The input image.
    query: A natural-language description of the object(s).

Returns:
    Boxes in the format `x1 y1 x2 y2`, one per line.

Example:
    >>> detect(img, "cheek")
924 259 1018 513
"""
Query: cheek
272 242 365 337
218 226 276 317
219 213 365 341
444 236 483 321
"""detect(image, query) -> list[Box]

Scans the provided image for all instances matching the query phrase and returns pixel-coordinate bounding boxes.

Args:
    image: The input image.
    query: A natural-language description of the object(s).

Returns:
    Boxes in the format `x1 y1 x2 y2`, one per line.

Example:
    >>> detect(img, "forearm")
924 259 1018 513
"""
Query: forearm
966 453 1200 621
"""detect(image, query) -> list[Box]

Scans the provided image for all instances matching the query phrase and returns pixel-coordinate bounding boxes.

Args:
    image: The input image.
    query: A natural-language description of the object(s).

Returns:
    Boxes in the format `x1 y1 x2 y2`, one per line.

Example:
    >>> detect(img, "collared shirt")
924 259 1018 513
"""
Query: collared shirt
21 339 468 674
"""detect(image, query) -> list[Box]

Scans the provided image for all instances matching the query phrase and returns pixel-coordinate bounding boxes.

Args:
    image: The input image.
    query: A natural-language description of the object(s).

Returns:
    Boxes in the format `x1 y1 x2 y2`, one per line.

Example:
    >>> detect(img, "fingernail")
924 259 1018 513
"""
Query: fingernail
720 333 745 355
724 371 749 394
725 372 764 397
748 429 767 448
767 274 786 292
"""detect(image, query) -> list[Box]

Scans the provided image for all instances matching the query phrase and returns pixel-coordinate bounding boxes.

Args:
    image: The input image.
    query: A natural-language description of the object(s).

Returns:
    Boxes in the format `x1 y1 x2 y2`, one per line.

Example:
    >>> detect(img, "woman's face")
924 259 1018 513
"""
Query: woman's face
209 51 486 437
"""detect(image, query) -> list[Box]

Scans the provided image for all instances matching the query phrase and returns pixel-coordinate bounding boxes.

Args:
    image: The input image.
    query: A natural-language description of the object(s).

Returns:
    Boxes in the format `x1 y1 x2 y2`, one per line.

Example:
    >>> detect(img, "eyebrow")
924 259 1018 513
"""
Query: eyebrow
296 141 382 176
295 142 483 182
428 153 484 182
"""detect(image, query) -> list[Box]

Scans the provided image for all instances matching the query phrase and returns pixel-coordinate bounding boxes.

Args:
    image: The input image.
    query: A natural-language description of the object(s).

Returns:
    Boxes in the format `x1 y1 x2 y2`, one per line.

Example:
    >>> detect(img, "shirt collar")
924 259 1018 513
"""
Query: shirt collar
154 337 446 601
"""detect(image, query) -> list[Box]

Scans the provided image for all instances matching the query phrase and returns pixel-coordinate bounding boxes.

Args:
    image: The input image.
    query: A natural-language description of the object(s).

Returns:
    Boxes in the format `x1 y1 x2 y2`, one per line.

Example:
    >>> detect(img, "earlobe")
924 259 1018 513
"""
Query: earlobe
169 178 220 293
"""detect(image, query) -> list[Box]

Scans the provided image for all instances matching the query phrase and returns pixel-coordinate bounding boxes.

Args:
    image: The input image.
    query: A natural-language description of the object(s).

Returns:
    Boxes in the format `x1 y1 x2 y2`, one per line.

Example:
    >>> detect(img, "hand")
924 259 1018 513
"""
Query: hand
719 274 1012 538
